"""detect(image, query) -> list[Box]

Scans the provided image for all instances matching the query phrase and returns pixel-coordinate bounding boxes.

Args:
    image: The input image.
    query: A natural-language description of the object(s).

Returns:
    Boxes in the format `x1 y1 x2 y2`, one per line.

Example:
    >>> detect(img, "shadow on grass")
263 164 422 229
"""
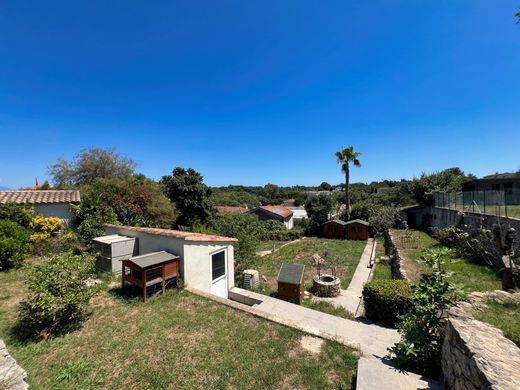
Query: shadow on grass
107 286 143 305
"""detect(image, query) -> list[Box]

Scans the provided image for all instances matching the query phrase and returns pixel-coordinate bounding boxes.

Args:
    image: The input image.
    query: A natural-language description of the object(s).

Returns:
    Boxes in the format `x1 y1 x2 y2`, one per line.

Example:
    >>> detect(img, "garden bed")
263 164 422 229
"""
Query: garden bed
389 229 501 293
0 258 358 389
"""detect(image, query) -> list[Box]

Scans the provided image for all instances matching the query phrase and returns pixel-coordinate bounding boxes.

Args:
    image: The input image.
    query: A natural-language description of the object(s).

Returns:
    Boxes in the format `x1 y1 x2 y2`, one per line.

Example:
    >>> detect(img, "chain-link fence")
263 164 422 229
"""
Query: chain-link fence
433 189 520 220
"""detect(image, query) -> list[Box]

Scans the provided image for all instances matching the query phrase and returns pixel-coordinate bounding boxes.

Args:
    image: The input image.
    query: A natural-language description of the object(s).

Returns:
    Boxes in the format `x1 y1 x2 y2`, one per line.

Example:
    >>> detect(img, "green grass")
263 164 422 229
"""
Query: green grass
250 237 367 292
0 260 358 390
255 240 291 253
474 297 520 348
391 229 501 293
372 238 392 281
301 299 354 320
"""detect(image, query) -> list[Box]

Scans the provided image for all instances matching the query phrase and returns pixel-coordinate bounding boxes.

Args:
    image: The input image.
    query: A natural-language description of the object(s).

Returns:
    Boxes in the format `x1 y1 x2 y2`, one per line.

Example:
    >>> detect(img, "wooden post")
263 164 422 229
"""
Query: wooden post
162 264 166 294
143 269 147 303
121 263 125 290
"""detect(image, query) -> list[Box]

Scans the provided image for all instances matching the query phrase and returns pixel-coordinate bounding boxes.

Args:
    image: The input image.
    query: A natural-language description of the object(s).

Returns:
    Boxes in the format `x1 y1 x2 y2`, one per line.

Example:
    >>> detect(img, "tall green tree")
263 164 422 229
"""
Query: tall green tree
48 148 135 188
161 168 212 227
335 146 362 220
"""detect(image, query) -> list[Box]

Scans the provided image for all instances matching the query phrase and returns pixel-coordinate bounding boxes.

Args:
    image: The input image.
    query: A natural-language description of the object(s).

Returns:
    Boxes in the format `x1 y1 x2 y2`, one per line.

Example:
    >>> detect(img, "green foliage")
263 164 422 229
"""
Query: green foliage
432 225 503 270
209 190 261 208
75 176 175 244
319 182 333 191
17 252 96 339
48 147 136 187
389 248 456 378
475 297 520 348
161 167 212 227
305 194 333 236
368 205 399 236
362 279 413 326
0 204 34 228
0 220 30 270
210 213 260 268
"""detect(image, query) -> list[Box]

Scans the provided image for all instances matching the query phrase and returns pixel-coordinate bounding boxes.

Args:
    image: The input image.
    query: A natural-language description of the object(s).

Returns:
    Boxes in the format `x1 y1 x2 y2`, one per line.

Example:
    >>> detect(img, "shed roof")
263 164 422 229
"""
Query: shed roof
346 219 369 226
93 234 136 244
216 206 249 214
105 224 237 243
0 190 80 204
277 263 305 284
323 219 348 226
126 251 179 268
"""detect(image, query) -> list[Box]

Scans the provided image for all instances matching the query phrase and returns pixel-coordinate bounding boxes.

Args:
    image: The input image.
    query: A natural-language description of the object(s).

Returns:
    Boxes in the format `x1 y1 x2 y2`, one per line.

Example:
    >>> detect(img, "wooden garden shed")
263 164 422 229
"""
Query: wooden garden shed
321 219 348 239
277 263 305 304
121 251 180 302
346 219 370 240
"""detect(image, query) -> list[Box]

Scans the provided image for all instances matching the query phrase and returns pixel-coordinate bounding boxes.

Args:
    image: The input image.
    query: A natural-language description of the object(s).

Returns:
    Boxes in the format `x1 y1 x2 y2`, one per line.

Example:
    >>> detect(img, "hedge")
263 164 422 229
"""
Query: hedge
362 279 413 327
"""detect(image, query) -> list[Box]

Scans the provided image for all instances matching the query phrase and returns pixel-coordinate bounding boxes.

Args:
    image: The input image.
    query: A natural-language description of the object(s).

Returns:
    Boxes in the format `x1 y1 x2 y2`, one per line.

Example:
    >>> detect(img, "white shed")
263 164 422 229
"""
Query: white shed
0 190 80 226
104 225 237 299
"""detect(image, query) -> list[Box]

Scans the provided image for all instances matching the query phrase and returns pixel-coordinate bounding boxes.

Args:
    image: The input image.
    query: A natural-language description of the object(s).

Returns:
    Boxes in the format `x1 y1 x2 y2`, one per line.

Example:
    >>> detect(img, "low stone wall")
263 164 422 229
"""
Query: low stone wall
442 291 520 390
385 230 408 280
0 340 29 390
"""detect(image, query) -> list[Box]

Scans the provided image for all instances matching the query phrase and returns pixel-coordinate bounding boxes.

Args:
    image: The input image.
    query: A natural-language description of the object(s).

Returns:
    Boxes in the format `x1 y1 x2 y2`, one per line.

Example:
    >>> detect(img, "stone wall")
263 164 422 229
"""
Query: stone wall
442 291 520 390
0 340 28 390
385 230 408 280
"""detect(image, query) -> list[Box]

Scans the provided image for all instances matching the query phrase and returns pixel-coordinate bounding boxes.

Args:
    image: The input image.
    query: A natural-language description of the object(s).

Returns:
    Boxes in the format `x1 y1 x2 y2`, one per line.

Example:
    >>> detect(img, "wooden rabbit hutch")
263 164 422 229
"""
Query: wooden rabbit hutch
121 251 180 302
277 263 305 304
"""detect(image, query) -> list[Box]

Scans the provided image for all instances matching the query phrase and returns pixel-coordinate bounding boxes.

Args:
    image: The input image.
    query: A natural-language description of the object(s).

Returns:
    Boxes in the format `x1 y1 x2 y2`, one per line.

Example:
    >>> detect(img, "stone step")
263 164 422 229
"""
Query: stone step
356 357 444 390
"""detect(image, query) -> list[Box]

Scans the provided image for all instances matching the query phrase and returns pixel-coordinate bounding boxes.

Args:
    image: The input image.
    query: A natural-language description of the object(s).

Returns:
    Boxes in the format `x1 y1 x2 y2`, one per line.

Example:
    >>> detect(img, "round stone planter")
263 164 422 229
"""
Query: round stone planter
313 274 341 297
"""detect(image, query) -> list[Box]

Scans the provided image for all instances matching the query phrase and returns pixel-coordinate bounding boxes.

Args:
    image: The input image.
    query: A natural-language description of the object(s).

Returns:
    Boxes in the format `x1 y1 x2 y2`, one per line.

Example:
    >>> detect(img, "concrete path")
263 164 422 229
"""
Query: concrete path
189 286 399 358
356 357 443 390
316 238 376 317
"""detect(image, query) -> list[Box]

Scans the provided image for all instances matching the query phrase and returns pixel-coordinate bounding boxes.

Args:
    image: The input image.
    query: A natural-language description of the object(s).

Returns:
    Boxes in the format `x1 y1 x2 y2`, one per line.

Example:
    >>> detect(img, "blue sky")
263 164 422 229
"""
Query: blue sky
1 1 519 189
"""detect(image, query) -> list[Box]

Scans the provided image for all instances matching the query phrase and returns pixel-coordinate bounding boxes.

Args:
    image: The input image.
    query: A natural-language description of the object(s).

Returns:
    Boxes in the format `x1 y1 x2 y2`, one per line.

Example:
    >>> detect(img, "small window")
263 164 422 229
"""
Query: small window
212 251 226 280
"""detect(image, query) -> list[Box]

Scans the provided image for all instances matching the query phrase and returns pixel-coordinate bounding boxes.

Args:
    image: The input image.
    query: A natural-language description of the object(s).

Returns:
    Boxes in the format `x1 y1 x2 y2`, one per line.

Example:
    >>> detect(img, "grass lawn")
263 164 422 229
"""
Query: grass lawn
255 240 291 253
371 237 392 281
0 260 359 390
390 229 501 293
301 299 354 320
474 297 520 348
249 237 367 293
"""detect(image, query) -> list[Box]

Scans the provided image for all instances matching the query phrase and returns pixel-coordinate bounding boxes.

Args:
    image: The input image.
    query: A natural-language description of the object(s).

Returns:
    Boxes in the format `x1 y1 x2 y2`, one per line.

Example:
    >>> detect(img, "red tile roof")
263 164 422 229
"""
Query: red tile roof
216 206 249 214
256 205 293 219
0 190 80 204
105 224 238 243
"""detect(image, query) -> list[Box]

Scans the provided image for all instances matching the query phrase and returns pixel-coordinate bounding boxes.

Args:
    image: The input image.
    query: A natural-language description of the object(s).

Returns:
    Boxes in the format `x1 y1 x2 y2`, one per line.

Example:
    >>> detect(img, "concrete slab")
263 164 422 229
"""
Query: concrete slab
356 357 444 390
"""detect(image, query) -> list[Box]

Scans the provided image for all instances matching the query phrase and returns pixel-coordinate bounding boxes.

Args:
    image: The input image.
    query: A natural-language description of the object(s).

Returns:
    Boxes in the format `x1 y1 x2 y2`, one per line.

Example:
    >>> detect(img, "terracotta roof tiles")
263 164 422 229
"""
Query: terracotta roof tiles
0 190 80 204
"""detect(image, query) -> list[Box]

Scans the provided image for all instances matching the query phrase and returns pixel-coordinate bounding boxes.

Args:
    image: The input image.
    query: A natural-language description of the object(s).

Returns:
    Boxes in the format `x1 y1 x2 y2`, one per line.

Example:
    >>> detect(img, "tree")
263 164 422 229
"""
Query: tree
48 148 135 187
74 176 175 243
305 194 333 236
335 146 362 220
516 7 520 23
319 182 333 191
161 168 212 227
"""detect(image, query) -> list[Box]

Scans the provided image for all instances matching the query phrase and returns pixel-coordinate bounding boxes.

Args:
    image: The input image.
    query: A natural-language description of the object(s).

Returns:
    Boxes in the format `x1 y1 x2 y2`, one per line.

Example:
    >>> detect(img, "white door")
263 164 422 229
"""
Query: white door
211 250 228 298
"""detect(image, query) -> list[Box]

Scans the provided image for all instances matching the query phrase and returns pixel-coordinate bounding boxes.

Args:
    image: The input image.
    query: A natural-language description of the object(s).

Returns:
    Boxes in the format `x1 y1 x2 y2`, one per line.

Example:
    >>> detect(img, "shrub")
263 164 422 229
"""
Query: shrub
362 279 413 327
29 215 64 241
0 204 33 227
17 252 96 339
0 220 30 270
389 248 456 378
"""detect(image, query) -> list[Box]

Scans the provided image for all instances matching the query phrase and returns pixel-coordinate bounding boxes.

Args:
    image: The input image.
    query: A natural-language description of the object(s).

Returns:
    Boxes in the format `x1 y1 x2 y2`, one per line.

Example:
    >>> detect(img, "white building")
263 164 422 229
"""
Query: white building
104 225 236 299
0 190 80 226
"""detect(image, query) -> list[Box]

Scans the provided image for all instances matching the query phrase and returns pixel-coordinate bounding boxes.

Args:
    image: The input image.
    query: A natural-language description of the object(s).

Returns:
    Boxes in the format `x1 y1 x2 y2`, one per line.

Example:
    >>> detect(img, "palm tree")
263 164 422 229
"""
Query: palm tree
335 146 362 220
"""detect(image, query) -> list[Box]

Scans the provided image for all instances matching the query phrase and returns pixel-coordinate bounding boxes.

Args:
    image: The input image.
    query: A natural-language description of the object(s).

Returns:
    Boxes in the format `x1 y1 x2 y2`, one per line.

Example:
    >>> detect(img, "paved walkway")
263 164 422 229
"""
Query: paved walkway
316 238 376 317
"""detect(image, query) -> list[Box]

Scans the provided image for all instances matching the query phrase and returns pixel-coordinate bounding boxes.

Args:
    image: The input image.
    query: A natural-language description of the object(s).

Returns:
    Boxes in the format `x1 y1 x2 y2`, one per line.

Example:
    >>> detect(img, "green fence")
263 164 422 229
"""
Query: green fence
433 189 520 220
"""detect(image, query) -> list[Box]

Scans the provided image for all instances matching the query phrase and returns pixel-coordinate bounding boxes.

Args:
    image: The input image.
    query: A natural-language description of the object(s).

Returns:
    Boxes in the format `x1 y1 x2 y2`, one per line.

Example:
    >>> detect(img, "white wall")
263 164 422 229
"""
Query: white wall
103 226 235 295
284 216 294 230
33 203 75 226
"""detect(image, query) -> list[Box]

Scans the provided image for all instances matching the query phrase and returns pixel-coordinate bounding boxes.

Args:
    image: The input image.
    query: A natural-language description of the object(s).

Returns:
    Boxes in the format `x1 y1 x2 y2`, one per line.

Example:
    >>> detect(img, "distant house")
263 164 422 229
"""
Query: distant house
248 205 294 229
0 190 80 226
345 219 370 240
280 199 307 221
462 172 520 193
216 206 249 215
400 205 429 229
321 219 370 240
